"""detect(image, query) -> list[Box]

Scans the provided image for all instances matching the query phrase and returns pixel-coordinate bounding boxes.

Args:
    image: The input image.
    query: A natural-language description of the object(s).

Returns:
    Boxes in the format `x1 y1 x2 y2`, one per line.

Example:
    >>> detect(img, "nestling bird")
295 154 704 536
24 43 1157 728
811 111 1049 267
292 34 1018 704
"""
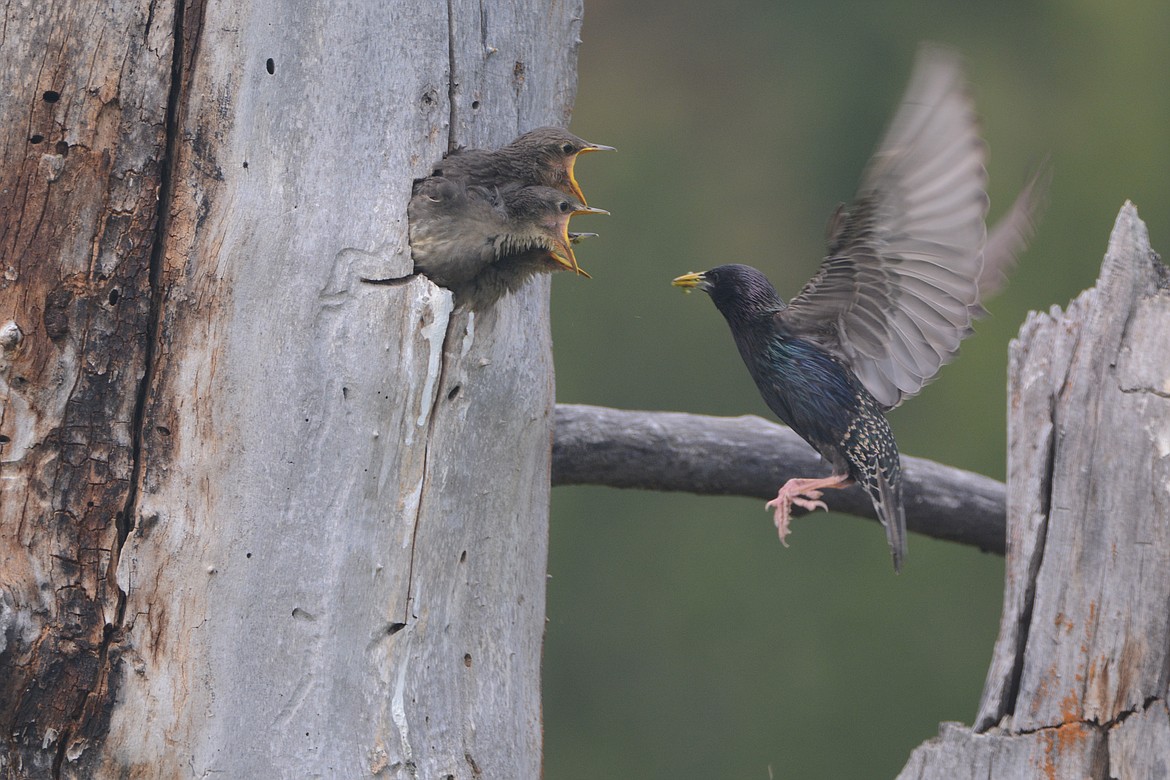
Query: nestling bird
409 176 607 308
672 45 1045 572
425 126 616 205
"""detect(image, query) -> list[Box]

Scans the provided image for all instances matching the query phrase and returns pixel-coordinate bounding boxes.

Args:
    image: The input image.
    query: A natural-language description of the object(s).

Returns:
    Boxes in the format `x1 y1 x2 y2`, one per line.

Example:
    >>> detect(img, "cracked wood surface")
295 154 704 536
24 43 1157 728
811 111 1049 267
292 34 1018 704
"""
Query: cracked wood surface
109 1 580 778
899 204 1170 778
3 0 581 777
552 404 1008 554
0 1 172 776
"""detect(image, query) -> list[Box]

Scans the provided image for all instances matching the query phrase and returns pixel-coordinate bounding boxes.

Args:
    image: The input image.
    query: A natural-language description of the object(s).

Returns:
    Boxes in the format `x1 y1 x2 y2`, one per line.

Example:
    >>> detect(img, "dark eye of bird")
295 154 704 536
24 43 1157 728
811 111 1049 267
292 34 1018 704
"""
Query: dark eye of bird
558 201 571 212
561 143 574 154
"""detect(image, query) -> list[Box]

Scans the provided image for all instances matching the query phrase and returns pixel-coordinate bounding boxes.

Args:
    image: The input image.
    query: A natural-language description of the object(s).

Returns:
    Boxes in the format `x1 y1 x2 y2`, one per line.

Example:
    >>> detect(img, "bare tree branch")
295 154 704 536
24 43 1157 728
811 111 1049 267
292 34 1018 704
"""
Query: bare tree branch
552 404 1006 555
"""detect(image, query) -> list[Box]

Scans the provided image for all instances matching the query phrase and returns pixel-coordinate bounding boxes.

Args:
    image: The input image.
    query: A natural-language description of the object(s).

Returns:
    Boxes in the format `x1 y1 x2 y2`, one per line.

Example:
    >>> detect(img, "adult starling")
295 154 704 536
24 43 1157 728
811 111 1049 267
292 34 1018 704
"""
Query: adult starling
674 264 910 571
408 176 607 307
672 45 1044 572
426 127 615 204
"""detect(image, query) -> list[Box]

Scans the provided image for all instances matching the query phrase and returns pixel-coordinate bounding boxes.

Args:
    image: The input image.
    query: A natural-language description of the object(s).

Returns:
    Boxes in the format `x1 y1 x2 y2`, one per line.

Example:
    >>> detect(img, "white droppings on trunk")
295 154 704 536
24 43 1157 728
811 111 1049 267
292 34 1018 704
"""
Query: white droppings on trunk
400 478 422 547
416 287 453 430
391 651 413 764
1151 417 1170 459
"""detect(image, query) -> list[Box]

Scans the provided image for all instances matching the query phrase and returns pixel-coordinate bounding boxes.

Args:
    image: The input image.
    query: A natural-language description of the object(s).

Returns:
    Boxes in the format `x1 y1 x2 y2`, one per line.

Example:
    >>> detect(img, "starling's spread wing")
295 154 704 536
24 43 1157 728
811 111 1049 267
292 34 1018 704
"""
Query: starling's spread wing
783 44 989 410
971 163 1049 316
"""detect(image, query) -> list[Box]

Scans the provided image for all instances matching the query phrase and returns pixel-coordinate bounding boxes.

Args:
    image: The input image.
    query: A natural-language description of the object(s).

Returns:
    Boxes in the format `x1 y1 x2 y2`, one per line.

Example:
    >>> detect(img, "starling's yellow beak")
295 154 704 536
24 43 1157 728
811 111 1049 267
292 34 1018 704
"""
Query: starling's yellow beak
582 143 617 154
573 206 610 218
566 144 615 205
551 221 592 278
560 205 608 276
565 178 587 206
672 271 707 292
550 246 590 278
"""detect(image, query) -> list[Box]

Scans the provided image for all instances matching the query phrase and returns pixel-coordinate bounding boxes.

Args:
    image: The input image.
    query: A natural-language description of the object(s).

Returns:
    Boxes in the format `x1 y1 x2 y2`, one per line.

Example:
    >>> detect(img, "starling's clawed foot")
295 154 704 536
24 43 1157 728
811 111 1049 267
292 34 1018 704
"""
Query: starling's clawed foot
764 475 852 546
765 485 826 547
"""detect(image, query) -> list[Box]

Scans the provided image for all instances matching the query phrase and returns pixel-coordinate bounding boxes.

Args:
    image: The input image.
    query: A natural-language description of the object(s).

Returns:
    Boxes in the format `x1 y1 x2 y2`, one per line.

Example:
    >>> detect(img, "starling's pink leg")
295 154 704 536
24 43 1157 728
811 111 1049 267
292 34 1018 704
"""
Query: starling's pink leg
766 474 854 546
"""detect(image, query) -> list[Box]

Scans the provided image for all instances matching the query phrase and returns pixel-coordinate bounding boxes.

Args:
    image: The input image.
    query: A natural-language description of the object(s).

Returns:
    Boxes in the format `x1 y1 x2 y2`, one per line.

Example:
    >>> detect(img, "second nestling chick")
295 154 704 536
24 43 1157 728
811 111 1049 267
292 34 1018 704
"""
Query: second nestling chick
408 176 607 308
426 126 615 205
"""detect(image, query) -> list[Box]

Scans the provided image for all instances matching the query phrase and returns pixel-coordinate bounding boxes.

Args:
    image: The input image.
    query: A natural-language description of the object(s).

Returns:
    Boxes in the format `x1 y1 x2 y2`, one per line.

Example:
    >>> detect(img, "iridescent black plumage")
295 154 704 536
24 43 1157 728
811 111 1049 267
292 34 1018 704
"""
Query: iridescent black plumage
677 265 907 571
672 45 1045 572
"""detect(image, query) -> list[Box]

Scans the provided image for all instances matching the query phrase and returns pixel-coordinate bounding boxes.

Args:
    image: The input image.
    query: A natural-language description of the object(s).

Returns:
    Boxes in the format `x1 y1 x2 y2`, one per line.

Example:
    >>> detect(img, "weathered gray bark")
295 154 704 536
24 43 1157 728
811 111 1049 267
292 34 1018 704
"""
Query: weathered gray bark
553 404 1008 554
899 203 1170 778
2 0 580 777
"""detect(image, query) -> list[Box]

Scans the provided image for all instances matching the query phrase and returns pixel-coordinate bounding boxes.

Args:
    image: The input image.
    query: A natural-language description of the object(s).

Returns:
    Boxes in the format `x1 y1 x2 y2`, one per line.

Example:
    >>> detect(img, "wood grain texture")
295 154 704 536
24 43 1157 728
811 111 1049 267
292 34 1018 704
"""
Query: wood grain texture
81 0 579 777
101 1 456 774
391 2 582 774
898 721 1106 780
900 203 1170 778
553 404 1007 554
1108 700 1170 778
0 0 172 774
980 203 1170 733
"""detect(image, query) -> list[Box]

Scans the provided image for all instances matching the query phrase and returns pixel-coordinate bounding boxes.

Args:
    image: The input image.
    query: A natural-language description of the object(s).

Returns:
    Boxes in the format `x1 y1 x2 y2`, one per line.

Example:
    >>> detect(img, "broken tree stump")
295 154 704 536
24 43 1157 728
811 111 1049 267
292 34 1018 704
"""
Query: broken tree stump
899 203 1170 778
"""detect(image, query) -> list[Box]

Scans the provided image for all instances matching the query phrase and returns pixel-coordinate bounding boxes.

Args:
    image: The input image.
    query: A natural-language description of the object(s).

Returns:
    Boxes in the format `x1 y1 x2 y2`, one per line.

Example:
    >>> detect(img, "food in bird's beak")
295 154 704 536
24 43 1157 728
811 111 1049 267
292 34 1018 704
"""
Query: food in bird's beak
671 271 707 291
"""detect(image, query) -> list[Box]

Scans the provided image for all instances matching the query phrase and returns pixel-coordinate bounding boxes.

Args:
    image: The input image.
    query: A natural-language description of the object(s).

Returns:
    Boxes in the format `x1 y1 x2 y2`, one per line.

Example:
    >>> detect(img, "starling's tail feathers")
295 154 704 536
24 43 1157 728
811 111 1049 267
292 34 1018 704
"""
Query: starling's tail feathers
874 472 907 573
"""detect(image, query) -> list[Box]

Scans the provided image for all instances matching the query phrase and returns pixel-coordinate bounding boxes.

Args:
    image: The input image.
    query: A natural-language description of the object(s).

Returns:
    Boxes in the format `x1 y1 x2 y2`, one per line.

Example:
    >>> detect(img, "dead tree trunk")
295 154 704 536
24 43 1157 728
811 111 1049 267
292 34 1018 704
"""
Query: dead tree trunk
899 203 1170 778
0 1 166 775
1 0 580 777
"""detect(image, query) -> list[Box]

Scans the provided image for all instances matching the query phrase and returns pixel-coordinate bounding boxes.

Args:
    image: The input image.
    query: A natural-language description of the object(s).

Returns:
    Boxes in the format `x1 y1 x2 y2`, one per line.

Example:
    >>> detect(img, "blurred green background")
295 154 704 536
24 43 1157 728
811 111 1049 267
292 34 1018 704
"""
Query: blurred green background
541 1 1170 778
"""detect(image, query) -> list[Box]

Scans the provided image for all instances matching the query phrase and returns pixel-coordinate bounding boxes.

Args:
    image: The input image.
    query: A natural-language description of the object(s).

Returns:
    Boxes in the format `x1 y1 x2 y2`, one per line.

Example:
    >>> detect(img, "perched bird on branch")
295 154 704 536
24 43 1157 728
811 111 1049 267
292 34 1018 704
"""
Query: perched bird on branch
409 177 607 308
672 45 1045 572
424 126 615 205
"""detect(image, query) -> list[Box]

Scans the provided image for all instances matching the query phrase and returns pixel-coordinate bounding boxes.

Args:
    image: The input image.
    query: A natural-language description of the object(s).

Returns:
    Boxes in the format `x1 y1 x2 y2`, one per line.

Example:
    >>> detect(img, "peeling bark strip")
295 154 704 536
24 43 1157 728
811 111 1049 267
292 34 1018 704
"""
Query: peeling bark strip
899 204 1170 778
552 404 1008 554
0 0 174 775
